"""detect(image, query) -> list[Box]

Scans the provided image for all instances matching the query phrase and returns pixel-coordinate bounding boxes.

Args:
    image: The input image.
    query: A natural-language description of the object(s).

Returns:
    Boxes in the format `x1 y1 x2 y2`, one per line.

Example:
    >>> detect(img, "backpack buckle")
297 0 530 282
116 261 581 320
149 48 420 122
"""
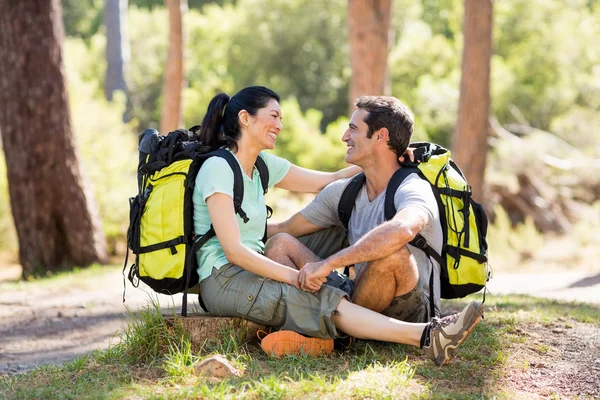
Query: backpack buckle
412 235 428 250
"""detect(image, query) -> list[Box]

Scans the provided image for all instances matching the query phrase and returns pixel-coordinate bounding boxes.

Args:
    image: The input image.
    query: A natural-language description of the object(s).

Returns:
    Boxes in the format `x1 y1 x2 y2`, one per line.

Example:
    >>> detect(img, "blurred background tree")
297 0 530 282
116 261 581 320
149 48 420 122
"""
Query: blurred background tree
0 0 108 278
347 0 392 112
452 0 492 202
160 0 187 132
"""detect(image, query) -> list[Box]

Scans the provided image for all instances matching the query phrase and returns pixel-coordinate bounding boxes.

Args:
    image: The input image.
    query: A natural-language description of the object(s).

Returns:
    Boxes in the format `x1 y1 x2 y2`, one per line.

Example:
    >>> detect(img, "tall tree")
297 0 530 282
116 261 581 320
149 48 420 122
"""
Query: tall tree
104 0 130 103
160 0 187 133
347 0 391 112
452 0 493 202
0 0 108 278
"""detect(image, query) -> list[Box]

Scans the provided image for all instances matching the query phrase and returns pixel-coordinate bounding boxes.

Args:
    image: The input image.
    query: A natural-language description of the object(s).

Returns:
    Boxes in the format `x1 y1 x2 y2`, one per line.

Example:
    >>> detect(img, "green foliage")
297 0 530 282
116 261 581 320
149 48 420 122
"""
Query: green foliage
112 299 189 365
227 0 349 129
131 0 234 10
64 38 138 253
269 98 347 172
388 1 461 147
493 0 600 129
61 0 104 40
127 6 170 129
58 0 600 151
0 147 18 253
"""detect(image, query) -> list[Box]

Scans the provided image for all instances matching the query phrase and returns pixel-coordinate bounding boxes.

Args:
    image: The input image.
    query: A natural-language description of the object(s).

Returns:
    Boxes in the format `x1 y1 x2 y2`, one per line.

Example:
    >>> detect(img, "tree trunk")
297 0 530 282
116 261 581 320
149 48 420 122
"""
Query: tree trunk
452 0 493 203
104 0 130 103
0 0 108 278
160 0 187 133
347 0 391 112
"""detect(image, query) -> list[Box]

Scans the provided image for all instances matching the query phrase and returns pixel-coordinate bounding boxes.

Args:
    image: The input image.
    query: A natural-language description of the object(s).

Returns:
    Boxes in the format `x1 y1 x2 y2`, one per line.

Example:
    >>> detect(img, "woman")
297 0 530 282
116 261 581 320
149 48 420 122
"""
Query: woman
194 86 481 366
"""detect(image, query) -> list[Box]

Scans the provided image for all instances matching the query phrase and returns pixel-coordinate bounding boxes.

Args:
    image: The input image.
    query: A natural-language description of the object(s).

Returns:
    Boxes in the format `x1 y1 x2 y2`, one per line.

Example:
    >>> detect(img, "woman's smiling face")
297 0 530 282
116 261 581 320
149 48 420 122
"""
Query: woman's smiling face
246 99 283 150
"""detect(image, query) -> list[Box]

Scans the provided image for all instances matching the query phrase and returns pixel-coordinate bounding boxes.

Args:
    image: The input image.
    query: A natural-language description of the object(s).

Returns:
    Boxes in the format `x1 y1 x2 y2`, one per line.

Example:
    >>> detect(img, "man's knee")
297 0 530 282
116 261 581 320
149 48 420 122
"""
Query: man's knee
364 246 419 295
368 246 416 275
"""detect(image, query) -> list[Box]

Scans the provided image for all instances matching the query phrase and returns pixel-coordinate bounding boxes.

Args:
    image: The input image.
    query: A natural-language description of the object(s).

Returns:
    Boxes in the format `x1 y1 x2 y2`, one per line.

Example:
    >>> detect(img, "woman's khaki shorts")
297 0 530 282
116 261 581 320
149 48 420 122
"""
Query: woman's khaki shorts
199 263 349 340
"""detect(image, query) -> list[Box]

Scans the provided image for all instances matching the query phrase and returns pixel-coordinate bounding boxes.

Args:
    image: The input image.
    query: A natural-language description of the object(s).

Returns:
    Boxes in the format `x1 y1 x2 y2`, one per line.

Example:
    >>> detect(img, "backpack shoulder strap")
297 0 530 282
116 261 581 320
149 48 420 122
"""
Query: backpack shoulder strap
254 154 270 195
383 167 419 221
385 165 440 321
338 173 365 231
211 148 249 223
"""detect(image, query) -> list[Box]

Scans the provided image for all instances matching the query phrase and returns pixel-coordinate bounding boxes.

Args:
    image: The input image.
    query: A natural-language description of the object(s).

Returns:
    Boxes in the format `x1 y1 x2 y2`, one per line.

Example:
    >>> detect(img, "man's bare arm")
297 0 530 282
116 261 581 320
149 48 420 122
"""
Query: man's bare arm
267 212 323 240
302 206 428 276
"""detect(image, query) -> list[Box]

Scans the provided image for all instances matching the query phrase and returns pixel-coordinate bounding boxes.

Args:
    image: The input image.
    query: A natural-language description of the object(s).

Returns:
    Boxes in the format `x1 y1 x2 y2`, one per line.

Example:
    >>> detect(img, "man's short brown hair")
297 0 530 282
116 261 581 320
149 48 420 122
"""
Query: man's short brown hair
355 96 414 156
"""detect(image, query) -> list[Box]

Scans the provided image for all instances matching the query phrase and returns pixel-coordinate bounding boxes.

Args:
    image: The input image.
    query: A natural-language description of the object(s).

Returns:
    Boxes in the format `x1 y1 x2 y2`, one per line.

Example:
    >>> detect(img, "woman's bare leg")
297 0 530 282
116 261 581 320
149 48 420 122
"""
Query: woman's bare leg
332 298 425 346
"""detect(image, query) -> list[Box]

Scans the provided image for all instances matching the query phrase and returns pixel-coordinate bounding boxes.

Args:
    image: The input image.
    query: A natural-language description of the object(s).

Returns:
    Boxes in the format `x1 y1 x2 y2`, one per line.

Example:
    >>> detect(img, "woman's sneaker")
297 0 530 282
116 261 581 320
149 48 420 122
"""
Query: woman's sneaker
258 330 334 357
422 301 484 366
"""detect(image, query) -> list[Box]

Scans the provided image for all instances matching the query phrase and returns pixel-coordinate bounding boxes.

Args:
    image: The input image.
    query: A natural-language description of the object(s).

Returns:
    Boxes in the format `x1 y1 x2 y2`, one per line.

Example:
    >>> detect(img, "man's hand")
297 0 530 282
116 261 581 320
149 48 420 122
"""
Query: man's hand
398 146 417 164
298 260 330 292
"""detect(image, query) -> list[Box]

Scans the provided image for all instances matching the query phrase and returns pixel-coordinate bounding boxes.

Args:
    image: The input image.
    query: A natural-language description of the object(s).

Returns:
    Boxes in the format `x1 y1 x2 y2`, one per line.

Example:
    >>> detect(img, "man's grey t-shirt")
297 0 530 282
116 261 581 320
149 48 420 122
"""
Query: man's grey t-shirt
300 173 443 314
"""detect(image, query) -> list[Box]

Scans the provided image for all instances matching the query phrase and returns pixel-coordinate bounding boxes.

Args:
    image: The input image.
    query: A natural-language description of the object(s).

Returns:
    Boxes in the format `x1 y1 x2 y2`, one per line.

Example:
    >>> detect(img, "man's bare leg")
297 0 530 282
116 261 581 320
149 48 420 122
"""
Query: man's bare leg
264 233 320 270
351 246 419 313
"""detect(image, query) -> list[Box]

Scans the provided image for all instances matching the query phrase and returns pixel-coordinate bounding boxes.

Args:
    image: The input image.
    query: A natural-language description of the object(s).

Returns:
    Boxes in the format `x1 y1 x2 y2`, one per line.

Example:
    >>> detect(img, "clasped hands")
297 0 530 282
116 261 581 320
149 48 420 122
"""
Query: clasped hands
297 260 331 292
294 147 416 293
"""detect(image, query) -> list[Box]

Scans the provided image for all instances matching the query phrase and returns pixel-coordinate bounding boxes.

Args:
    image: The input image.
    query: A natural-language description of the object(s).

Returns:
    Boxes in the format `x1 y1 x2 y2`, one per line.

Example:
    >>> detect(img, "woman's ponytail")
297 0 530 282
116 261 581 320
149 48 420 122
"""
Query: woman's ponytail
198 93 234 150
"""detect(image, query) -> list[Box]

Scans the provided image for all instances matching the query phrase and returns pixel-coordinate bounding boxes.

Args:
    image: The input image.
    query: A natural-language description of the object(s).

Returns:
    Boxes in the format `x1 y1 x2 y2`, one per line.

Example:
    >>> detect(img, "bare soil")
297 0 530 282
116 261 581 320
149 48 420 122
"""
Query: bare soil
0 265 180 375
1 264 599 398
503 320 600 399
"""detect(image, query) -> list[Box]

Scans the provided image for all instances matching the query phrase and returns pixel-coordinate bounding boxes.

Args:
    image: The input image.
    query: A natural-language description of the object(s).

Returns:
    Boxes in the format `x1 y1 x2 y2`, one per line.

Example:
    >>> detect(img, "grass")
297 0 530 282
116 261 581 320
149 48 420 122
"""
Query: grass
2 293 598 400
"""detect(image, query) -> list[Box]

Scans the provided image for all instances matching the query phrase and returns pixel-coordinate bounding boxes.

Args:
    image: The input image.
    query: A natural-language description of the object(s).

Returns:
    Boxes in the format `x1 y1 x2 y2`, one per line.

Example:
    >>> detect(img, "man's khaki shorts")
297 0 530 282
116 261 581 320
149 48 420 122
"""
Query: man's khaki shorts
199 263 349 340
298 226 431 323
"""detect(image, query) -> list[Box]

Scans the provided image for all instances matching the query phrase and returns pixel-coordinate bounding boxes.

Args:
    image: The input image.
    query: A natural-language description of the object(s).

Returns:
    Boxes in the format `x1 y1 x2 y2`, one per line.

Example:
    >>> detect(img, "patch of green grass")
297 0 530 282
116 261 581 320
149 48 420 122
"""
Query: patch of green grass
112 298 189 366
2 294 597 399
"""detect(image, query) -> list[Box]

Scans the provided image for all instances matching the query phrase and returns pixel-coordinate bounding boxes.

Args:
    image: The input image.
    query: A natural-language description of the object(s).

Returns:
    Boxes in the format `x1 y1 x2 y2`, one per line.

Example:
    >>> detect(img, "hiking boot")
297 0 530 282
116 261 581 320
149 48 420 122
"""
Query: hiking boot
334 335 357 352
423 301 484 366
258 330 334 357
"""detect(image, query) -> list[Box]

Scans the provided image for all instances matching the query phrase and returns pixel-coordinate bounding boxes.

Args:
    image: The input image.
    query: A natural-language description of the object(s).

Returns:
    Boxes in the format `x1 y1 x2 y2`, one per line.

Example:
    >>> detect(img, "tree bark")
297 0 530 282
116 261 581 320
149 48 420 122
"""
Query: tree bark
347 0 391 113
160 0 187 133
452 0 493 203
104 0 130 103
0 0 108 278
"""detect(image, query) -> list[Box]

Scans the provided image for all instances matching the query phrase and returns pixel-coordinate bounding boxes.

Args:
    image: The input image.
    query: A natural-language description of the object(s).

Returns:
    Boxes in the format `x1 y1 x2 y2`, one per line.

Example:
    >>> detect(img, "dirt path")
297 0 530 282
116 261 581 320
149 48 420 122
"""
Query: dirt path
1 264 599 390
0 267 182 374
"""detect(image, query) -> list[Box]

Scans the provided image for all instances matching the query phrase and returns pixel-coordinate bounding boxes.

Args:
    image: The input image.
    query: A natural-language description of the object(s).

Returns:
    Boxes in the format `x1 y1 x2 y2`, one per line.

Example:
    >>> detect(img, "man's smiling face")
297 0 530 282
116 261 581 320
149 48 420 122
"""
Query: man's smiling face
342 107 373 166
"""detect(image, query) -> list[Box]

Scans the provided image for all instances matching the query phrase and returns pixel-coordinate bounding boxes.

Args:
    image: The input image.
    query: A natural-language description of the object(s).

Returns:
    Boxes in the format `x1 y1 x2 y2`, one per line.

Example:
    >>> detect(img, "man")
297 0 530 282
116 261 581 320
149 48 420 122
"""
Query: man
266 96 443 323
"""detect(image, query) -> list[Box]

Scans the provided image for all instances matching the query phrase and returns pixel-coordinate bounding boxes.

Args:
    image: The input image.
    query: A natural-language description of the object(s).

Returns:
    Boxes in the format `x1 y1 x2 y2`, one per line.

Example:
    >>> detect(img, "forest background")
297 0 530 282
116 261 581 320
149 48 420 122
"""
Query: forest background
0 1 599 398
1 0 599 276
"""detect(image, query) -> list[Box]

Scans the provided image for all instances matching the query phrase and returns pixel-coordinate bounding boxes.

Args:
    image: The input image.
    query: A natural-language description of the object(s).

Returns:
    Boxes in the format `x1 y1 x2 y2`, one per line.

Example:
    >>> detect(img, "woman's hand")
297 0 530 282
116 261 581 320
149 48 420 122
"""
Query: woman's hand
298 260 331 292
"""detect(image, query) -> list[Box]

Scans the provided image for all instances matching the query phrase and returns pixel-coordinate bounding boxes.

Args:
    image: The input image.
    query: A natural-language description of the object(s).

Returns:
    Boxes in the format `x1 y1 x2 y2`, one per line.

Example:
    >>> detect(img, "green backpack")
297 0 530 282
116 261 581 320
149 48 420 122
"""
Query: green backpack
124 127 270 316
338 142 490 317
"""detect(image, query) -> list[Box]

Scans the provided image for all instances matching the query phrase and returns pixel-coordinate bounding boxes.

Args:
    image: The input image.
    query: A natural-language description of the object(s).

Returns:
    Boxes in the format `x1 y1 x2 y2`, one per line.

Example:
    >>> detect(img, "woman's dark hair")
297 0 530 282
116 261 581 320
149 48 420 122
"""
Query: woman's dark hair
198 86 280 152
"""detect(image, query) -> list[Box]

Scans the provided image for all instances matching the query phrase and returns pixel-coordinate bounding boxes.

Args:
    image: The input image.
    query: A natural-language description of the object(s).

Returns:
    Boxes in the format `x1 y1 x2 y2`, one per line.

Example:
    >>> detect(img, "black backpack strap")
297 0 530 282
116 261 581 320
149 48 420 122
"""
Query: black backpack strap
338 173 365 231
385 166 442 320
182 225 216 317
212 149 249 223
383 167 418 221
254 154 272 244
254 154 270 195
337 173 365 277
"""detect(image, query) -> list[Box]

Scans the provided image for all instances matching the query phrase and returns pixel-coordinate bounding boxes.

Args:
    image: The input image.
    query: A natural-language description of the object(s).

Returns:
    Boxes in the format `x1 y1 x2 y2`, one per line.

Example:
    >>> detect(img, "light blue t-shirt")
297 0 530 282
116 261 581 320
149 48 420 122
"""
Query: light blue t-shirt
193 151 291 281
